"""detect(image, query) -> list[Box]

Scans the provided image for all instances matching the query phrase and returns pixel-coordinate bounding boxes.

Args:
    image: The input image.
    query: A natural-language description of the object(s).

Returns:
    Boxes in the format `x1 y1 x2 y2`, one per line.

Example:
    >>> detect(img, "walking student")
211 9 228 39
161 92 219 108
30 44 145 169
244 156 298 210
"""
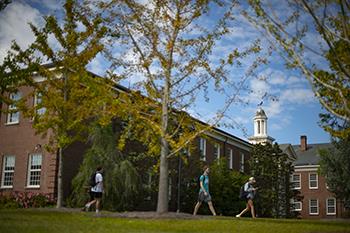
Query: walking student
193 165 216 216
236 177 257 218
82 166 103 213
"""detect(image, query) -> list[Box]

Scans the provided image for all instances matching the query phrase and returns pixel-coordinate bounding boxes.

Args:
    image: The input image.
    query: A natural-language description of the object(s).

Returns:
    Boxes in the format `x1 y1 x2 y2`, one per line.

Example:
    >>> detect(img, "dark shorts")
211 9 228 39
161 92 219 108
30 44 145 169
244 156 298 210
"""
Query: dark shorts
246 193 255 201
91 191 102 199
198 191 212 203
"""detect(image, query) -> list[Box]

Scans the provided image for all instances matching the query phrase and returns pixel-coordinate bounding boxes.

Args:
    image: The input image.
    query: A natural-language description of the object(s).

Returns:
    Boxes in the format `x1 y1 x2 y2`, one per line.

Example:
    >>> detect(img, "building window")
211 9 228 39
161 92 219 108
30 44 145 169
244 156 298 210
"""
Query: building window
257 121 260 134
199 138 206 161
239 152 245 172
261 120 265 134
326 198 336 215
290 199 302 211
34 92 46 115
7 92 21 124
214 143 220 160
1 155 15 188
291 174 301 189
27 153 42 187
309 173 318 189
309 199 319 215
229 149 233 169
183 147 190 157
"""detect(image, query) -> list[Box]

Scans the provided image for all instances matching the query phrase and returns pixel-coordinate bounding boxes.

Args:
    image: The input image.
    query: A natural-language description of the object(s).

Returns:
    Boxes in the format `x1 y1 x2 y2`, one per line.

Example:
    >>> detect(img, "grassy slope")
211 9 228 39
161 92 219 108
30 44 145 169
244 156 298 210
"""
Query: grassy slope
0 209 349 233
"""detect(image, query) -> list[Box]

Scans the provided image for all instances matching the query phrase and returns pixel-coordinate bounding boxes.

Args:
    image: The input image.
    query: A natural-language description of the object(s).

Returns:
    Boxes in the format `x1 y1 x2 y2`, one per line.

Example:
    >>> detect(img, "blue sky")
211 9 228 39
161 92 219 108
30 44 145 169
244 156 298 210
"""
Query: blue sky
0 0 331 145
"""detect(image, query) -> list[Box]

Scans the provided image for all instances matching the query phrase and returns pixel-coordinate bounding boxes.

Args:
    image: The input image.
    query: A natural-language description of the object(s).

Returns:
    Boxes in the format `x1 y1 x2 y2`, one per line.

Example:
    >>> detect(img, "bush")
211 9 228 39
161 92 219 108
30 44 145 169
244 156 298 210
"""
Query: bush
0 192 55 209
199 159 248 216
0 193 19 209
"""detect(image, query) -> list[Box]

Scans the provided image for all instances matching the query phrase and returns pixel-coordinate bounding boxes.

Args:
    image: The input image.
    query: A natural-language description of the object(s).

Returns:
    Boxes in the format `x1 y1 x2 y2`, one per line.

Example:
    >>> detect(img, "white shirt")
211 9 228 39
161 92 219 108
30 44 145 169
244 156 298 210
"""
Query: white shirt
91 172 103 193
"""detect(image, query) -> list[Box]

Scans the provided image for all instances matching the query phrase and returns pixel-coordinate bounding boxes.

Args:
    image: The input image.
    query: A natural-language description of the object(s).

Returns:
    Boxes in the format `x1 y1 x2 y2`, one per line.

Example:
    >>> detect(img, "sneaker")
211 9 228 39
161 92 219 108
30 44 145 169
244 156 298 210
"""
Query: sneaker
235 215 240 218
81 204 90 212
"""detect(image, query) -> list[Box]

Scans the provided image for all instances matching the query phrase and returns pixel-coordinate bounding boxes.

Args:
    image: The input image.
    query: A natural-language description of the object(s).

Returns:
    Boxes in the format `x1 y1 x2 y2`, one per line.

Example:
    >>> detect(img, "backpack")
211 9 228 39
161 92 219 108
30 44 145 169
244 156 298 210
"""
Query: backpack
239 185 247 200
89 172 97 187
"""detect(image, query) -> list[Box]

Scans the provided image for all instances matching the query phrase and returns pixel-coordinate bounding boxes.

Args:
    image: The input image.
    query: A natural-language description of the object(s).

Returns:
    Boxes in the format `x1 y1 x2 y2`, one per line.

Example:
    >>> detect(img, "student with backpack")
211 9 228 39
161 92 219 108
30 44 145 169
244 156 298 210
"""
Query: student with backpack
193 165 216 216
82 166 103 213
236 177 257 218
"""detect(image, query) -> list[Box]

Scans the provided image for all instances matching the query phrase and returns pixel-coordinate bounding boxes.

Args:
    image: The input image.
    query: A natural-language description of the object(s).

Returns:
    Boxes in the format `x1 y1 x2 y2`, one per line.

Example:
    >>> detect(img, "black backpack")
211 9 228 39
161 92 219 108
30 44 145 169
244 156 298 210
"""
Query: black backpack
239 185 247 200
89 172 97 187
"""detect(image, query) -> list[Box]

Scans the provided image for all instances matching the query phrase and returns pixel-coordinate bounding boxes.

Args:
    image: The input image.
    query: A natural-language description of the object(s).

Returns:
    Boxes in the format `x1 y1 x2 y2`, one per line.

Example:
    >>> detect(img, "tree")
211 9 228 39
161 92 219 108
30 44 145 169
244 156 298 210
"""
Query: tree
95 0 264 213
244 0 350 138
6 0 114 207
319 132 350 208
0 0 11 11
209 159 248 216
71 123 142 211
249 143 296 218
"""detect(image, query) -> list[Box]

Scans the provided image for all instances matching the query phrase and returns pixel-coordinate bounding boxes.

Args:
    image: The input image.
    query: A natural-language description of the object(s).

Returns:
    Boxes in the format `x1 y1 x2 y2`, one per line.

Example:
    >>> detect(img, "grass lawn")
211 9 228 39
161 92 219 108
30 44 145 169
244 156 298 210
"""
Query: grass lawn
0 209 349 233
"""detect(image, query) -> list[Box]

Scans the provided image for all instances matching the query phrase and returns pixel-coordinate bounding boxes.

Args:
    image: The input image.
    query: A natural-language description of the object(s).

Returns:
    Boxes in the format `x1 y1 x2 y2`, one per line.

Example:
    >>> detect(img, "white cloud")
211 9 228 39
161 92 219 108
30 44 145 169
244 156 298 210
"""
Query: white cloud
0 2 43 63
87 53 106 76
281 89 316 104
264 100 282 117
239 67 318 133
288 75 304 85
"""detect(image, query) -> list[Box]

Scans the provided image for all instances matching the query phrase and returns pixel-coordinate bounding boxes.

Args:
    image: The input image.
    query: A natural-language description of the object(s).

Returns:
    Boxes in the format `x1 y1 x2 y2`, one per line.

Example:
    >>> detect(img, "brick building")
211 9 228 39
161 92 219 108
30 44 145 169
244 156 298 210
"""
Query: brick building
249 108 347 219
289 136 347 219
0 80 251 205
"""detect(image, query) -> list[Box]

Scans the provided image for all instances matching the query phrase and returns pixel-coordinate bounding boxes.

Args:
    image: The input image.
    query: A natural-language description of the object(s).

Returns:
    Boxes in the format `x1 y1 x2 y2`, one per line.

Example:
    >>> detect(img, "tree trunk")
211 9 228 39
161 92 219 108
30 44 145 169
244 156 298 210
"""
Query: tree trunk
57 72 67 208
56 147 63 208
157 69 170 213
157 140 169 213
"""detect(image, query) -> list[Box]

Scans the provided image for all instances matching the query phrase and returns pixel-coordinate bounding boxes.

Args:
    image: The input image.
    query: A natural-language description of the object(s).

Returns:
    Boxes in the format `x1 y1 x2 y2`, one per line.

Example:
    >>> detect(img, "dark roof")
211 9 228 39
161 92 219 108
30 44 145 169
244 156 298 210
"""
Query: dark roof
279 143 291 151
292 143 333 166
278 143 297 160
255 108 267 117
40 63 251 147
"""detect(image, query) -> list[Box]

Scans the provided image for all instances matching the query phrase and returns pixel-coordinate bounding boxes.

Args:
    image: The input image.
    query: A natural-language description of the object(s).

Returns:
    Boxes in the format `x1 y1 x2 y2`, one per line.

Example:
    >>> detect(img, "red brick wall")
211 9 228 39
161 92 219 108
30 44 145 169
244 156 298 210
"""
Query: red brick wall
0 86 57 196
196 137 250 172
293 168 344 219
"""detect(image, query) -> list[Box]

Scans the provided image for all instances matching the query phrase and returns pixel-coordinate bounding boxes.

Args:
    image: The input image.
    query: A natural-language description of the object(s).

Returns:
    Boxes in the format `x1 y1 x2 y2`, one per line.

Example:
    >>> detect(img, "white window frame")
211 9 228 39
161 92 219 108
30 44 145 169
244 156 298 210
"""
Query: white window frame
26 153 42 188
1 155 15 188
291 173 301 190
199 138 206 161
309 173 318 189
34 92 46 115
229 149 233 169
326 198 336 215
309 199 319 215
290 199 302 211
239 152 245 172
6 92 20 125
214 143 220 160
183 147 190 157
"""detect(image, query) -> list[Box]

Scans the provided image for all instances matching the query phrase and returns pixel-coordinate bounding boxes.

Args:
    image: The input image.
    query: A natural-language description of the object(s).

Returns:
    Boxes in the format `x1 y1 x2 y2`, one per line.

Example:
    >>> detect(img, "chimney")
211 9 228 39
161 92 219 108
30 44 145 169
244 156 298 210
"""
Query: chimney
300 135 307 151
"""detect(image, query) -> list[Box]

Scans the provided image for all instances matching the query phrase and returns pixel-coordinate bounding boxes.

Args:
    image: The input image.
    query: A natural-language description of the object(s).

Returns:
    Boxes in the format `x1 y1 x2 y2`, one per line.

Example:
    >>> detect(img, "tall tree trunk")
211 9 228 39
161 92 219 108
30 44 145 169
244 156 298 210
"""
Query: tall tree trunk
56 147 63 208
157 141 169 213
157 72 170 213
56 72 68 208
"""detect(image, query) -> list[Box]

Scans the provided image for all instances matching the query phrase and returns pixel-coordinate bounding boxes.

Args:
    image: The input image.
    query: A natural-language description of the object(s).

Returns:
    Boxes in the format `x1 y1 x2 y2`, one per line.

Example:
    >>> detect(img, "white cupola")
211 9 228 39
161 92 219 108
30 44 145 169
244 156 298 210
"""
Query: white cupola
248 107 275 145
254 108 268 137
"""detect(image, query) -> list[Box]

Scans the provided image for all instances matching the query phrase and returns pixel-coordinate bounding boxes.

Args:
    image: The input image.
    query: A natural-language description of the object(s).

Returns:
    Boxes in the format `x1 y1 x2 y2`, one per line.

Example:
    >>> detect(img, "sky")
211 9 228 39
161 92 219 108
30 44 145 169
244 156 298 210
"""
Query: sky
0 0 332 145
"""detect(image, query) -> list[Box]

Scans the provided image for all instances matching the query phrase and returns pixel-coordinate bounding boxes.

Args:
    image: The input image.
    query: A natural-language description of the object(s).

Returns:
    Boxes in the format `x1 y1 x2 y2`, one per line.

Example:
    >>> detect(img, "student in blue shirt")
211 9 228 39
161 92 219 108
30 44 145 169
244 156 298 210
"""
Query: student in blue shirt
193 165 216 216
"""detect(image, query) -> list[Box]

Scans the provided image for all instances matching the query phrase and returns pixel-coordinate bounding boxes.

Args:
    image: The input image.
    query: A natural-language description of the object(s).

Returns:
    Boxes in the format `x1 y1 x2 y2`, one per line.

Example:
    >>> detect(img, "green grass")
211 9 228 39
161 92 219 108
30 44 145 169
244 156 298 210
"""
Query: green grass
0 209 349 233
